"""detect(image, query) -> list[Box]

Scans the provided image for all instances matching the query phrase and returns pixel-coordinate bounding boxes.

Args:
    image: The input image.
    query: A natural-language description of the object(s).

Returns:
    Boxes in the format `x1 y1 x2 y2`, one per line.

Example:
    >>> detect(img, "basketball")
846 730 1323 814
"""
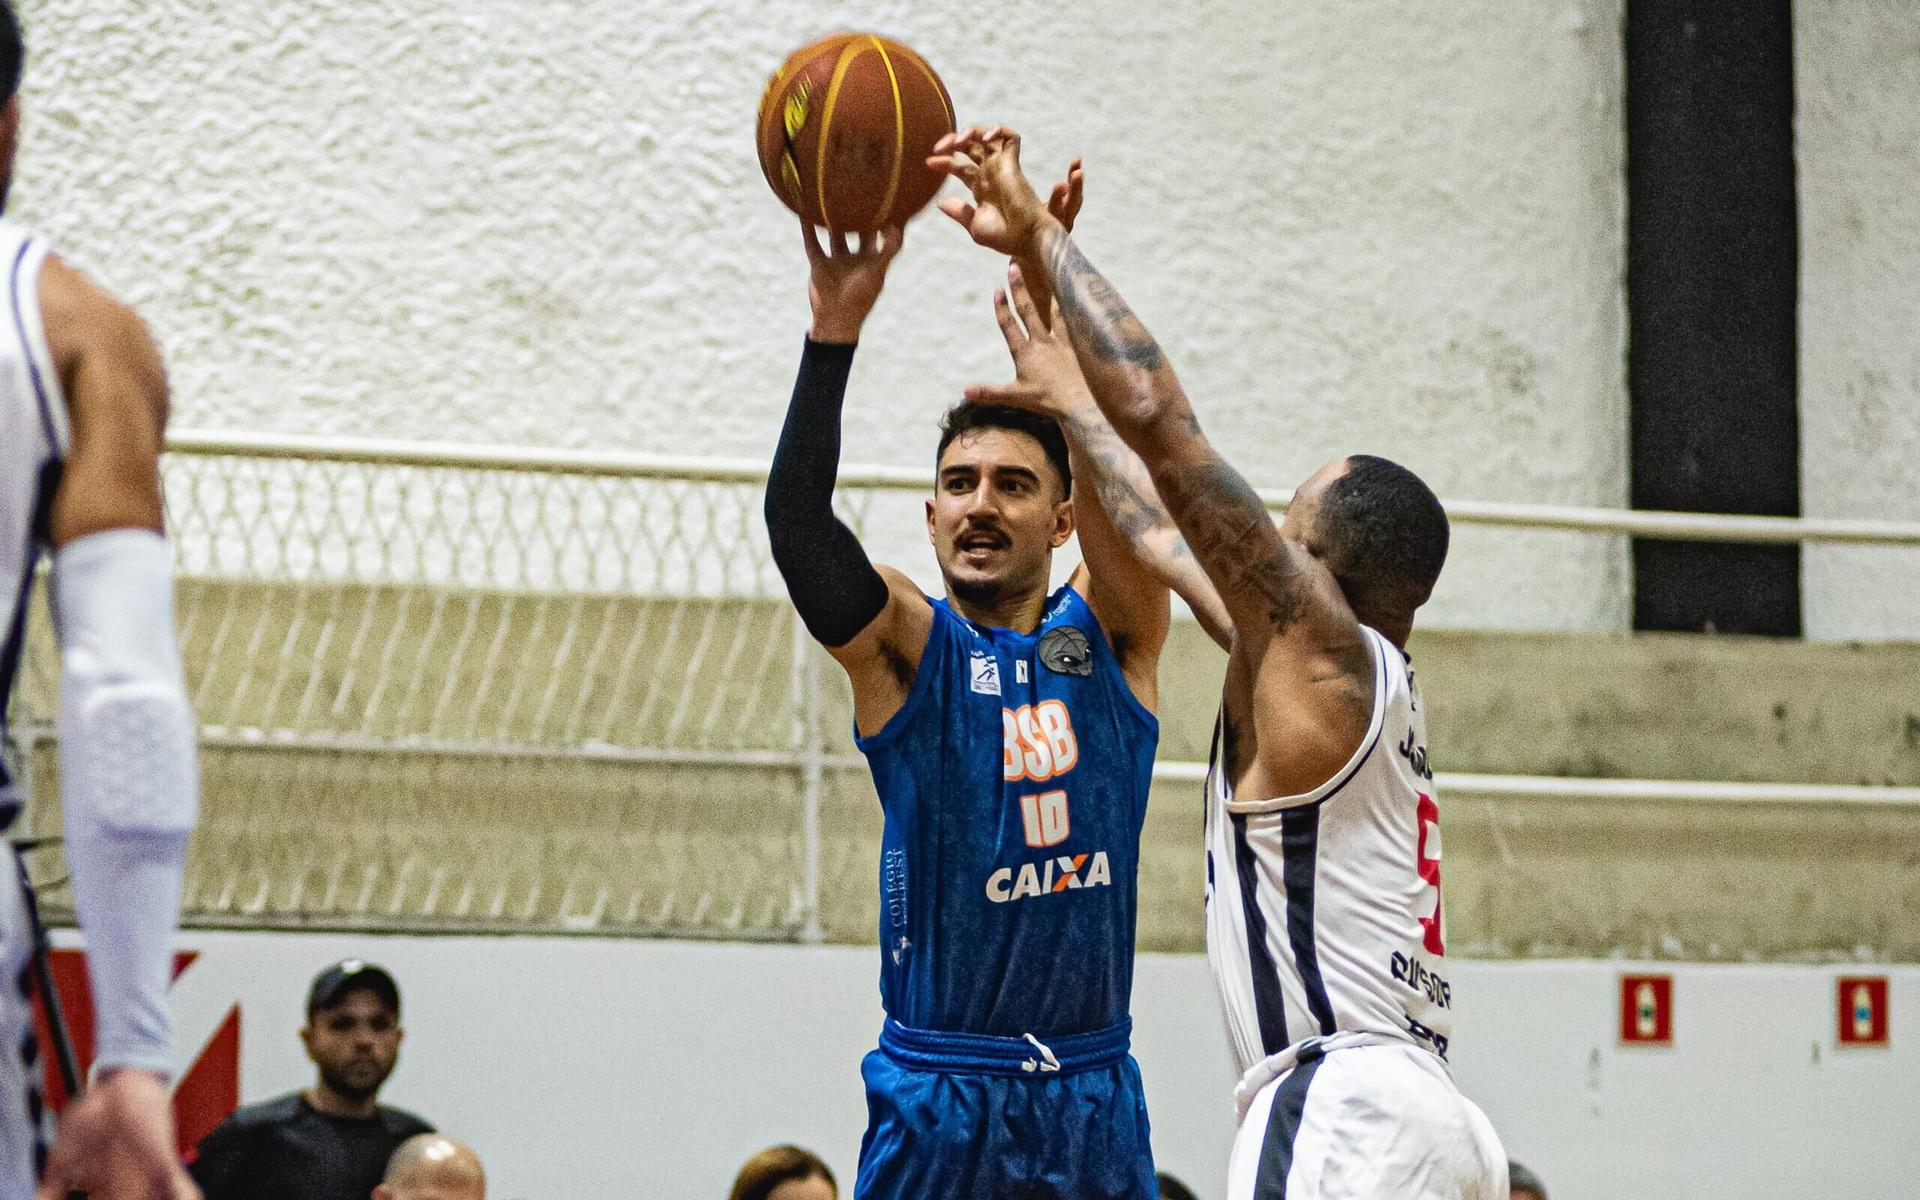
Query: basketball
756 33 956 233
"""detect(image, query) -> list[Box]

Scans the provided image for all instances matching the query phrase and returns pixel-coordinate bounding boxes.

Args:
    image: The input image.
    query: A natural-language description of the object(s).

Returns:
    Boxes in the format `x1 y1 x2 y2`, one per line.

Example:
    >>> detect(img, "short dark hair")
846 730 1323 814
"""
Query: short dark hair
0 2 21 102
728 1145 836 1200
935 402 1071 499
1155 1172 1200 1200
1508 1161 1548 1200
1318 454 1449 616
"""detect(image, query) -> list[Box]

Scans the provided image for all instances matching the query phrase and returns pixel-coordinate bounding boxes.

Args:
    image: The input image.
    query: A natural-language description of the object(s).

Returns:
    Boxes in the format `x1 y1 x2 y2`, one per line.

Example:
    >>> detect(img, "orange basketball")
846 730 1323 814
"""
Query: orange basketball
756 33 956 233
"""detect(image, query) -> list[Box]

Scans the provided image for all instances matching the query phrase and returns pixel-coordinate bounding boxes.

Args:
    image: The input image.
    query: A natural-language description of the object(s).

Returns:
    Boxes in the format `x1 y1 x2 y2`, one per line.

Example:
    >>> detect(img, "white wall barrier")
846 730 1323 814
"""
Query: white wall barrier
95 929 1920 1200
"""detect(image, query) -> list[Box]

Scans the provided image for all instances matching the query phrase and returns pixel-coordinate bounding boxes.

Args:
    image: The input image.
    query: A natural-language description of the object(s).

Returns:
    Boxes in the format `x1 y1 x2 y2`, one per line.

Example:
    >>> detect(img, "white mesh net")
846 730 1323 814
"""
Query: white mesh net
9 443 912 941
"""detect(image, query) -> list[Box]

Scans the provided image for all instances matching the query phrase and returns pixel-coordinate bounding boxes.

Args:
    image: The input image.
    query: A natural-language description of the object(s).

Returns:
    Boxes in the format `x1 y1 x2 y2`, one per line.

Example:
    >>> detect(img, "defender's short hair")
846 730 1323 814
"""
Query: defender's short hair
1319 454 1449 615
729 1145 837 1200
1156 1173 1201 1200
1508 1160 1549 1200
0 2 21 102
936 402 1072 499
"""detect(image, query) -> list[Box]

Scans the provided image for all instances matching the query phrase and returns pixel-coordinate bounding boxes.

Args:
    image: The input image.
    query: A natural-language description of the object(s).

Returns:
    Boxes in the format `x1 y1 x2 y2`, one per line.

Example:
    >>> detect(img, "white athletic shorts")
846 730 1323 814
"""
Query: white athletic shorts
0 855 40 1200
1227 1035 1506 1200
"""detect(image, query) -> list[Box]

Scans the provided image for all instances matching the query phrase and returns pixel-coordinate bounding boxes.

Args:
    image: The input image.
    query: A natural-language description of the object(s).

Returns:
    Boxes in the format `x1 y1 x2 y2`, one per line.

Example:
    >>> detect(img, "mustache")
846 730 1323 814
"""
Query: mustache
954 523 1010 550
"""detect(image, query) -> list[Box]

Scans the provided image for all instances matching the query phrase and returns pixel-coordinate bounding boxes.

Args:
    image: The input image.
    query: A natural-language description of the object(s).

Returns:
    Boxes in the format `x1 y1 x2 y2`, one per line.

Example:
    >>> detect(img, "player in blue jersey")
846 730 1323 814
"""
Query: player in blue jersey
764 183 1171 1199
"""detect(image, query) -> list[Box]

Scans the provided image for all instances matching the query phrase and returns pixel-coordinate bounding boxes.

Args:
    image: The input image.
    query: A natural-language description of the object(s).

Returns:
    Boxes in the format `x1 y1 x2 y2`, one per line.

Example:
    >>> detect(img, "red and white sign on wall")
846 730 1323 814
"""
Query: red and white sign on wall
31 949 242 1157
1620 973 1673 1045
1836 976 1889 1047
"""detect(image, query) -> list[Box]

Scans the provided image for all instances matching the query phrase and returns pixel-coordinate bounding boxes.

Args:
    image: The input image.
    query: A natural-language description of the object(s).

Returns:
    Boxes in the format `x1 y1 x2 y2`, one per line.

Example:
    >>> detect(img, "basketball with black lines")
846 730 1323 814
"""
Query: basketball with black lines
756 33 955 233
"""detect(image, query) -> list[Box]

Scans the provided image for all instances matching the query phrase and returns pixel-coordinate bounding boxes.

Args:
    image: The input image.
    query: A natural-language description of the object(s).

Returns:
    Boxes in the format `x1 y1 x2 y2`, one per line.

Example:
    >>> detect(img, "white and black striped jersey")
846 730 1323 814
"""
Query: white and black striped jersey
1203 624 1455 1080
0 222 67 814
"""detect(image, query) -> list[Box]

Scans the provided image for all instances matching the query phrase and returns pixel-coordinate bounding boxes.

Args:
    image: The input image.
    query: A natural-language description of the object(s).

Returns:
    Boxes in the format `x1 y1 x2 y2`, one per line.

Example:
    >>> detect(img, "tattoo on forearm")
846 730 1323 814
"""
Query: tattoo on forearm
1156 458 1307 632
1069 411 1193 566
1041 226 1166 371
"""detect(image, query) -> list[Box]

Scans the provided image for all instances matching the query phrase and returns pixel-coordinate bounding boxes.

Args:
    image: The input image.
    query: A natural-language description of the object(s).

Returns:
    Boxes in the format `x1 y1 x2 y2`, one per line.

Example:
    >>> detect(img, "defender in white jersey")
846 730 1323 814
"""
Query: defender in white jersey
0 5 200 1198
934 128 1506 1200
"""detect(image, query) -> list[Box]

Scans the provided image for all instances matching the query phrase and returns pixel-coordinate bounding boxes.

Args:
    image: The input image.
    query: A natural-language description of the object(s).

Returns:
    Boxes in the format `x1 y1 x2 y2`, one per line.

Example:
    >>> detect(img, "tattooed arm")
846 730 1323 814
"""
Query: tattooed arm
972 265 1231 650
932 126 1375 796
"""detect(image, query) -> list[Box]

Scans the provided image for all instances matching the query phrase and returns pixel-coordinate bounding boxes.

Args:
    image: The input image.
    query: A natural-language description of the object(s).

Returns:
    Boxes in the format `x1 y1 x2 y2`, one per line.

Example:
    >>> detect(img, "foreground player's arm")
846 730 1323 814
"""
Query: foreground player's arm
976 266 1231 652
933 130 1371 789
764 222 933 735
36 254 200 1200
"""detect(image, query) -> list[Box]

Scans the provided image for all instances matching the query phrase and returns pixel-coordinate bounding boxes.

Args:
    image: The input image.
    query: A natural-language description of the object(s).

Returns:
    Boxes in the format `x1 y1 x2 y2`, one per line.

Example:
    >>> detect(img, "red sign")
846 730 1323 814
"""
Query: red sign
1620 973 1673 1044
1837 976 1889 1047
30 949 241 1157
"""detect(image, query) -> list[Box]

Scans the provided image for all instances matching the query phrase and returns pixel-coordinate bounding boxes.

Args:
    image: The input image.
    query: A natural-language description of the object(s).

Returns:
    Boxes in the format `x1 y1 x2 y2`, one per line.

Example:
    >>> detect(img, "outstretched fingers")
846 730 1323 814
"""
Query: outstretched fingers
936 196 977 230
963 379 1050 412
1050 158 1085 230
991 286 1028 351
799 216 826 263
1004 263 1045 331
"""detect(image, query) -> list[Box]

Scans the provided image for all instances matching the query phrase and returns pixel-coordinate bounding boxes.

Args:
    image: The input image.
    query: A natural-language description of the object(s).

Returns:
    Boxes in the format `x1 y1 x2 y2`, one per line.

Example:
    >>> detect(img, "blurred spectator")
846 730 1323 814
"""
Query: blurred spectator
1157 1172 1200 1200
189 960 435 1200
1509 1160 1548 1200
729 1144 837 1200
374 1134 486 1200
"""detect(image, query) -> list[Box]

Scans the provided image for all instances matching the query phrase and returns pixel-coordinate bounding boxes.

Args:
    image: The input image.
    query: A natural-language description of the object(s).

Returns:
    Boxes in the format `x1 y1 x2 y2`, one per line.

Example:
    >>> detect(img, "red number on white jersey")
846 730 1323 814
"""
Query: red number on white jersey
1415 791 1445 955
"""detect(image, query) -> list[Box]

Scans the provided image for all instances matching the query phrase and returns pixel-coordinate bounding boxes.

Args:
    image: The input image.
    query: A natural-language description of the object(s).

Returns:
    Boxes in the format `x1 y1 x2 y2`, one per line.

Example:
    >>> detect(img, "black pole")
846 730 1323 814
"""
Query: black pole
1626 0 1802 634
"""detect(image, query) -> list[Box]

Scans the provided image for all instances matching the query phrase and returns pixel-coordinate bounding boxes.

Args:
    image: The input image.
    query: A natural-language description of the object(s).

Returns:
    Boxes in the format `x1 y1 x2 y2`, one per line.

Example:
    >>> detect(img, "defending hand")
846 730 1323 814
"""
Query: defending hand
928 126 1054 256
36 1068 200 1200
965 263 1096 420
802 220 906 343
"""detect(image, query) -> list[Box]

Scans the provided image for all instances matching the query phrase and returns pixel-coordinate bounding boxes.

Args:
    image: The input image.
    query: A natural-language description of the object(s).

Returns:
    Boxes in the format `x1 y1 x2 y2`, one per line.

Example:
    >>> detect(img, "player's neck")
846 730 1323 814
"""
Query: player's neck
305 1082 379 1119
948 584 1048 635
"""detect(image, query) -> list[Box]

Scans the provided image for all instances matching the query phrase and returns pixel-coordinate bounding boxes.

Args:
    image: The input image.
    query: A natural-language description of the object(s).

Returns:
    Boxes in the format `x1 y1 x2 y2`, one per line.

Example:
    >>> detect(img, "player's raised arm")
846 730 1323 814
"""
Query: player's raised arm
37 253 200 1200
764 220 933 734
932 128 1373 789
972 262 1231 652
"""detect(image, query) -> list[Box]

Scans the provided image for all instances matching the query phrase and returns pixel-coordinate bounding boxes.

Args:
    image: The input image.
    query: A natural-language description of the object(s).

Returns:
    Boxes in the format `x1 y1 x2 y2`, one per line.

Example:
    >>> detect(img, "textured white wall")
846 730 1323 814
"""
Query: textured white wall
1795 0 1920 640
9 0 1630 630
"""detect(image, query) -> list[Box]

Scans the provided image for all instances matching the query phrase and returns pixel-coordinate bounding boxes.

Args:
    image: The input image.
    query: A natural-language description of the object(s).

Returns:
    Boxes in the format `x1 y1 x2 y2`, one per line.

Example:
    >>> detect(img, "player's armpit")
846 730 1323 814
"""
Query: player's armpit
825 565 935 738
39 253 169 548
1222 584 1379 801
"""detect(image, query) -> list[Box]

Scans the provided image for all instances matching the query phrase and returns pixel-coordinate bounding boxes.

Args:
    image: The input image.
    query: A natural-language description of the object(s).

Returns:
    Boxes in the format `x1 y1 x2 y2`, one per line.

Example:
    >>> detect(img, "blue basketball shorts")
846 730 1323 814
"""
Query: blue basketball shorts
853 1018 1156 1200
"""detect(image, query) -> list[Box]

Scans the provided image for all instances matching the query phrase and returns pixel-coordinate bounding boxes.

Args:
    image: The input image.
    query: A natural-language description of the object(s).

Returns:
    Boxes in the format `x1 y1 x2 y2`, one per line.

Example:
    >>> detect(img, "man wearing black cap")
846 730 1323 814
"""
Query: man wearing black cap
188 960 435 1200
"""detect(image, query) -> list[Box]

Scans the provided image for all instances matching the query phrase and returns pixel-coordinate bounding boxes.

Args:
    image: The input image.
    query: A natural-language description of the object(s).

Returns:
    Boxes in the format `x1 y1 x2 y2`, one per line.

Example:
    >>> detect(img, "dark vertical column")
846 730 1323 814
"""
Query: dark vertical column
1626 0 1801 635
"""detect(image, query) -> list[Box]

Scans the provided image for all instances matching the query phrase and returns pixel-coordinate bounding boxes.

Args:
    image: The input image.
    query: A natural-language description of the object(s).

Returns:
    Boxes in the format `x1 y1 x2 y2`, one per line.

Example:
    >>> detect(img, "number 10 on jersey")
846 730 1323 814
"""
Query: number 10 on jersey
1018 790 1070 848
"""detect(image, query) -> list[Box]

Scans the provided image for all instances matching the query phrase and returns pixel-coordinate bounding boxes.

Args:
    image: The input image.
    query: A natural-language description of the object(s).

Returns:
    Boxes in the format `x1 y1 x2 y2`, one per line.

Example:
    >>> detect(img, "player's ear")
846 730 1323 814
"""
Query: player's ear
373 1186 394 1200
925 497 937 542
1050 497 1074 549
298 1023 316 1060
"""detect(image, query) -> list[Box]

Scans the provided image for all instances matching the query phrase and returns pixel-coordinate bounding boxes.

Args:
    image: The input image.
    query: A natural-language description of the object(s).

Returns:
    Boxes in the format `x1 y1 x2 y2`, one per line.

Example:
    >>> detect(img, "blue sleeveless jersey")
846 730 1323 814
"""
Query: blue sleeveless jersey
856 585 1159 1038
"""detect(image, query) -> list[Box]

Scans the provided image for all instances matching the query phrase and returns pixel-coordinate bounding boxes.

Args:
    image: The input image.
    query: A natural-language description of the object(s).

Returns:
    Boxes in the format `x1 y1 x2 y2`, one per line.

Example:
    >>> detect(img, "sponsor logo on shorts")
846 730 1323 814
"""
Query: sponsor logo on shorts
985 851 1113 903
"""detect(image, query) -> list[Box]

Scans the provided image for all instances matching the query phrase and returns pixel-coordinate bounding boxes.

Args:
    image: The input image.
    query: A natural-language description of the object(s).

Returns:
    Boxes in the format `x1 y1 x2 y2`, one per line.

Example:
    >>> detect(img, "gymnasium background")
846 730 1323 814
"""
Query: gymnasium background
7 1 1918 1197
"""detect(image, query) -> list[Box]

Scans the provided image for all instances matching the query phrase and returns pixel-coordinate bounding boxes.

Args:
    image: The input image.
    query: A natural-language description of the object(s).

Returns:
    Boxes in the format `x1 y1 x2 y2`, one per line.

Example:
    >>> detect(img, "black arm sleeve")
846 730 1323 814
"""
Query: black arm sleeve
765 338 891 647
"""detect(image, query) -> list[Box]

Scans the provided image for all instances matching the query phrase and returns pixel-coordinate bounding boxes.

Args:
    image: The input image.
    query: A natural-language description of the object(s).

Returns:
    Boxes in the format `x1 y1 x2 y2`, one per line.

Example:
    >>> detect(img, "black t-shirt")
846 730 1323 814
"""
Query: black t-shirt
188 1092 434 1200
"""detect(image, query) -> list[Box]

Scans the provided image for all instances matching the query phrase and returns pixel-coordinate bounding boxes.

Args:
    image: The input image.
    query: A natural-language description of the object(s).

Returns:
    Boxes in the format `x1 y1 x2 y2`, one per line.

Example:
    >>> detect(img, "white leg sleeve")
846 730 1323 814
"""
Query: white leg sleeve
51 529 198 1076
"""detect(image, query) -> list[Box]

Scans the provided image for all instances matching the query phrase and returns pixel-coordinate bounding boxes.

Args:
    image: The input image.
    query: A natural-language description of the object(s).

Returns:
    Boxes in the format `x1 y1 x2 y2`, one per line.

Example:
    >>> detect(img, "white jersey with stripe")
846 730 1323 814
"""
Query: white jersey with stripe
1203 624 1454 1083
0 221 67 814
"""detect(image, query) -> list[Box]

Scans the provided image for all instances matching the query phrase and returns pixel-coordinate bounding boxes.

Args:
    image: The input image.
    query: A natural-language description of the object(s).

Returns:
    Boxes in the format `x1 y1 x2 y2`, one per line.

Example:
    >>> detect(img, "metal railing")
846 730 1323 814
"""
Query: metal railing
8 430 1914 944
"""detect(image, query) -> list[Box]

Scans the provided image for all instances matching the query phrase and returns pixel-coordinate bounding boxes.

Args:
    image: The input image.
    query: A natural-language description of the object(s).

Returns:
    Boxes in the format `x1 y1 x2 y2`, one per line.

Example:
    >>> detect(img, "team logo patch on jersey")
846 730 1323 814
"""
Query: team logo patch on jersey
970 652 1001 695
1037 626 1092 676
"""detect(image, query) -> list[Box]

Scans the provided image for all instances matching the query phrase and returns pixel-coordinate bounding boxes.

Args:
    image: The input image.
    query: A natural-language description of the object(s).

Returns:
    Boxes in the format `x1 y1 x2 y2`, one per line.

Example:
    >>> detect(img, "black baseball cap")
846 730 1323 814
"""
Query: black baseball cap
306 959 401 1018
